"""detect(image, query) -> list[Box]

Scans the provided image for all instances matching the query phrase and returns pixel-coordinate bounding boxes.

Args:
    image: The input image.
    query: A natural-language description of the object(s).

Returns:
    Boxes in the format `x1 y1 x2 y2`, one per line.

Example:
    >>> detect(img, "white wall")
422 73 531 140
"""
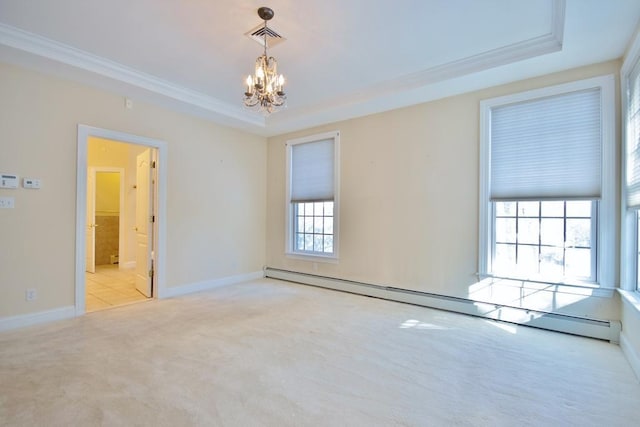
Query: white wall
266 60 622 322
0 61 266 319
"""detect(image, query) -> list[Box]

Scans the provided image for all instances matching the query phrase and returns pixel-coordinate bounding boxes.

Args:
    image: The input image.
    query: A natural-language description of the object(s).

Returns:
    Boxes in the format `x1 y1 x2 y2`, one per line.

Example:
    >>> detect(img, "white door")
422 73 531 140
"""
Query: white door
135 149 153 297
85 168 96 273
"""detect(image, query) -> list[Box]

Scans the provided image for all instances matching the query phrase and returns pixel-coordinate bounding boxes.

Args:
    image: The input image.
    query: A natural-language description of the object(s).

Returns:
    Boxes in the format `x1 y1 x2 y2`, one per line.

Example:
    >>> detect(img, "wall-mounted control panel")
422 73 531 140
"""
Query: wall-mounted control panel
0 174 18 189
23 178 41 189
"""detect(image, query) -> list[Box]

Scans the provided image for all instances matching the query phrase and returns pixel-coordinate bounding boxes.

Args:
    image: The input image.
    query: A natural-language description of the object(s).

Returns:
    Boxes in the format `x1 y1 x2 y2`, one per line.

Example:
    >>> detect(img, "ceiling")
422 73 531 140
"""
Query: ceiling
0 0 639 136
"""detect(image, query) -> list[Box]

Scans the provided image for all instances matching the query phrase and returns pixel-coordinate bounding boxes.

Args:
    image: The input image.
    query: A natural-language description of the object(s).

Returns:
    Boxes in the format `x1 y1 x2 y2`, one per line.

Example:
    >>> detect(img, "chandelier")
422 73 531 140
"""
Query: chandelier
243 7 286 114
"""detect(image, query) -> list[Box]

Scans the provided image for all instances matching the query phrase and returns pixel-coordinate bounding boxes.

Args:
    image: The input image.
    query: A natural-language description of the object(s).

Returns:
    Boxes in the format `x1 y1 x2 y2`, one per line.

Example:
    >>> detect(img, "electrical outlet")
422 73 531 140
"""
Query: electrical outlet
25 289 37 301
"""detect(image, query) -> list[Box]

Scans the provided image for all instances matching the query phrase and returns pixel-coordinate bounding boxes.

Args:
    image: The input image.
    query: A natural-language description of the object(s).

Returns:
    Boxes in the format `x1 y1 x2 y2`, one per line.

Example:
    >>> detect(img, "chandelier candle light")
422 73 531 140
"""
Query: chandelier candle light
243 7 286 113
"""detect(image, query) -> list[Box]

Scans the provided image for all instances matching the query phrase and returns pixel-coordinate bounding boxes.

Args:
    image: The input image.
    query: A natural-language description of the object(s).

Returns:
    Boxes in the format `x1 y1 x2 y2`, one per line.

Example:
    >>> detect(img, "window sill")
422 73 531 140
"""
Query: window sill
619 289 640 313
477 274 615 298
285 252 339 264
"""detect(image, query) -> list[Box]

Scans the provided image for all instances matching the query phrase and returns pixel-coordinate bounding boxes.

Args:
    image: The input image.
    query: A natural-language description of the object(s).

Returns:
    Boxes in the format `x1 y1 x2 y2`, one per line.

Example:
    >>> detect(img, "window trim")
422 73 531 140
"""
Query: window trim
285 130 340 261
621 31 640 292
479 75 616 288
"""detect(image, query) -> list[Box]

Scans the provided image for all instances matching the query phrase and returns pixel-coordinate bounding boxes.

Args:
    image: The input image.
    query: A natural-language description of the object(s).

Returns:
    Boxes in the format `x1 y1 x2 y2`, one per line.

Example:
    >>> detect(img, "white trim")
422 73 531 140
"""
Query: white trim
0 2 564 135
284 253 339 264
265 268 620 342
620 332 640 381
285 130 340 259
620 27 640 291
120 261 136 269
365 3 563 92
479 74 616 288
267 1 564 131
0 306 75 332
76 125 168 315
0 23 264 128
158 271 264 299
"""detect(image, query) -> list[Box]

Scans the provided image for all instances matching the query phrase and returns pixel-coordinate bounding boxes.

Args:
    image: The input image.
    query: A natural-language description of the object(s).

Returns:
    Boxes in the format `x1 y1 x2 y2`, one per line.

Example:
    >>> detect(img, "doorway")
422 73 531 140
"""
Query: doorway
75 125 167 314
85 166 149 311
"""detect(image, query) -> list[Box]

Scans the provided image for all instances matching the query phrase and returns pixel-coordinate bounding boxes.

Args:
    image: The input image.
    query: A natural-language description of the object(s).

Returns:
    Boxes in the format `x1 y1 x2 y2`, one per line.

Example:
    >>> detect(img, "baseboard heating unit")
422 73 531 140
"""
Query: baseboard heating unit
264 268 621 343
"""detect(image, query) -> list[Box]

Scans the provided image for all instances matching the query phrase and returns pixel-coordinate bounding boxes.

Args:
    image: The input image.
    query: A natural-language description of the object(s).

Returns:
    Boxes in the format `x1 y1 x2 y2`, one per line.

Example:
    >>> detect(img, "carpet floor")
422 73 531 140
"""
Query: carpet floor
0 278 638 426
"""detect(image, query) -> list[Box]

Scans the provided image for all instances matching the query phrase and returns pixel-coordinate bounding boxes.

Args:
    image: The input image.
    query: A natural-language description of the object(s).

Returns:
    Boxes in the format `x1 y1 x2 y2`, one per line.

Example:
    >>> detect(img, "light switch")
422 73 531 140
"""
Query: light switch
0 197 15 208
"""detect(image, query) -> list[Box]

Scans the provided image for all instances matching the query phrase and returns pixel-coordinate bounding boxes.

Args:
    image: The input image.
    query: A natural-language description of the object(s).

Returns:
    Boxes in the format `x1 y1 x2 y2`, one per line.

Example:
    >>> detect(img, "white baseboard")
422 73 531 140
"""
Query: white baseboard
620 332 640 381
265 268 620 342
120 261 136 269
159 270 264 299
0 306 76 332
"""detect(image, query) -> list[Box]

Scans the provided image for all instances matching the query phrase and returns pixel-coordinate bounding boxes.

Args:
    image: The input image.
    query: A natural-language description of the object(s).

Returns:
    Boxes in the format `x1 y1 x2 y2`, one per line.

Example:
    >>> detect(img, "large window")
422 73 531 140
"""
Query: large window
622 47 640 292
480 76 615 286
286 131 340 258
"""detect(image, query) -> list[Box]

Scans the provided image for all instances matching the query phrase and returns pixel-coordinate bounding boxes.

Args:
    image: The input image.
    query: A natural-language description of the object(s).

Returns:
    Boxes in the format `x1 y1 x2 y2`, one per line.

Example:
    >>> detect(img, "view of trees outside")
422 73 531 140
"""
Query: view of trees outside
294 201 334 254
494 200 593 280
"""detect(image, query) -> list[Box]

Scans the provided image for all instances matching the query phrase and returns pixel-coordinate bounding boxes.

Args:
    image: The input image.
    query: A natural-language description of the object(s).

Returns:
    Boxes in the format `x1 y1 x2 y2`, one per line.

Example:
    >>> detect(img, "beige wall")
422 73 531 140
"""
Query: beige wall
0 61 266 318
621 297 640 377
95 172 120 214
266 60 622 321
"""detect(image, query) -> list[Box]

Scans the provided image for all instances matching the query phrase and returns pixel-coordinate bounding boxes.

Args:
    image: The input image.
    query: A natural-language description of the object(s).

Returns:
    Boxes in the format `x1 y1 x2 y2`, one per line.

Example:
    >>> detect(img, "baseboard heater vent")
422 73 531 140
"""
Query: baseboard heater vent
264 268 621 343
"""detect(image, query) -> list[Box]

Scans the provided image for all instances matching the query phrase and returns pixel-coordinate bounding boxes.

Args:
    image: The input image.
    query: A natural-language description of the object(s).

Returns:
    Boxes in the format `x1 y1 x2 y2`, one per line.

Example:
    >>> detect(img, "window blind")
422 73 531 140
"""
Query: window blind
626 58 640 208
490 88 602 201
291 138 334 202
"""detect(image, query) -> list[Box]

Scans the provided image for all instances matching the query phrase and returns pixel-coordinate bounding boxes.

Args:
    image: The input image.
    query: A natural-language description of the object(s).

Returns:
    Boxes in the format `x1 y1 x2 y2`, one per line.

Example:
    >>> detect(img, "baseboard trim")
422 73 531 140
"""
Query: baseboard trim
159 270 264 299
265 268 620 343
120 261 136 269
0 306 76 332
620 332 640 381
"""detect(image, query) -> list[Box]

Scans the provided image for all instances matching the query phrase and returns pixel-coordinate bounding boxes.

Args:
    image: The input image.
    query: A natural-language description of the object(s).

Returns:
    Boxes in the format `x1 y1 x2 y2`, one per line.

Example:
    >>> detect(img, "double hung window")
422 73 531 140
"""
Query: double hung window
623 53 640 291
286 131 340 258
480 76 615 285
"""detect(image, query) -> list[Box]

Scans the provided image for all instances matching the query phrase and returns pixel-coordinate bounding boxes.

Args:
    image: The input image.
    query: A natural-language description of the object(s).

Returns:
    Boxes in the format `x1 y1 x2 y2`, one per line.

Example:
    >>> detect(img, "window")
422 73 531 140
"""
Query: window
637 212 640 291
286 131 340 258
493 200 596 282
622 46 640 292
480 75 615 286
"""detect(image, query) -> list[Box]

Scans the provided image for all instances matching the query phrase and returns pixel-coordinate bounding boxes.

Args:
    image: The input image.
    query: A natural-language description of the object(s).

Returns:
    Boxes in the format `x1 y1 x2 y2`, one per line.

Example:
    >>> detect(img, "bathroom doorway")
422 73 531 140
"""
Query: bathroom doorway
76 125 167 314
85 166 148 311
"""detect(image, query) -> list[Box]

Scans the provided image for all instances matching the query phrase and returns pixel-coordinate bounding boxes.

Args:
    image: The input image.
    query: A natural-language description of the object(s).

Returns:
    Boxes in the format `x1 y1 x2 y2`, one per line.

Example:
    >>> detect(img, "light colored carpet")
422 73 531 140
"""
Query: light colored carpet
0 278 638 426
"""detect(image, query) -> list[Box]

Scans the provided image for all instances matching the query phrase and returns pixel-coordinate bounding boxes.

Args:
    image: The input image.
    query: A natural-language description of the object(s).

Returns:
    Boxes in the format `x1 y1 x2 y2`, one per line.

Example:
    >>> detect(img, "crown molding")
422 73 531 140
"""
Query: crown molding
0 23 265 128
0 0 565 135
269 0 566 129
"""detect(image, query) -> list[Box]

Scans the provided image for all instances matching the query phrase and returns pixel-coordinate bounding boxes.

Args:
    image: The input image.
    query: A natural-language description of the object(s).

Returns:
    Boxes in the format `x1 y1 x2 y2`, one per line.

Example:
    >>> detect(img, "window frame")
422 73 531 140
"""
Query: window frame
479 75 616 288
285 130 340 261
621 32 640 293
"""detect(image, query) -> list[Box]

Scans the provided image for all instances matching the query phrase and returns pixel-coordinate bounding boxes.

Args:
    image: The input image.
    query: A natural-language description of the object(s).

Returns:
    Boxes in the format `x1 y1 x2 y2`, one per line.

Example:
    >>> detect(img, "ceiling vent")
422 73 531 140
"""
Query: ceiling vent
245 23 286 48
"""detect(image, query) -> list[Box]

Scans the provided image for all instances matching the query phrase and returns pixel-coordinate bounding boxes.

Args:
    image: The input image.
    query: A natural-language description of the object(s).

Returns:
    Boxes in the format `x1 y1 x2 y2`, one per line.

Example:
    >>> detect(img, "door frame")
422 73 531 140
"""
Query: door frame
75 125 167 315
88 167 125 273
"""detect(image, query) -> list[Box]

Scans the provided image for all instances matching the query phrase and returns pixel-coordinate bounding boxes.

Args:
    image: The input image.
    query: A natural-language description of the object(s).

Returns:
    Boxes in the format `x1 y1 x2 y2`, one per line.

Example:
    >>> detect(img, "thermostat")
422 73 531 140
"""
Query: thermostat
23 178 41 189
0 174 18 189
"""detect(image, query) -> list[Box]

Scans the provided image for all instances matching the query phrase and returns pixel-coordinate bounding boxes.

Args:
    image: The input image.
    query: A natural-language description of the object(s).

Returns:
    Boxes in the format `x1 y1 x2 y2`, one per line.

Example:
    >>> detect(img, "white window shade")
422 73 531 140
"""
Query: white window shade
490 88 602 201
626 58 640 208
291 139 335 202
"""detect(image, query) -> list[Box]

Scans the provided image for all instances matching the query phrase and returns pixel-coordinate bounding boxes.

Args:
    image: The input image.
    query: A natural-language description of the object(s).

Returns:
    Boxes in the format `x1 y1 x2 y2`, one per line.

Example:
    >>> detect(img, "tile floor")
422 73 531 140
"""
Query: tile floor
85 265 149 312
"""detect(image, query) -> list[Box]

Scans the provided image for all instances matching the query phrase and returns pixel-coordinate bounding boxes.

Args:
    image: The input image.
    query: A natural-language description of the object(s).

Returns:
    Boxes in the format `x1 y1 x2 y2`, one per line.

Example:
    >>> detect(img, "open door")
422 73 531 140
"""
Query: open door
135 149 154 297
85 168 96 273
